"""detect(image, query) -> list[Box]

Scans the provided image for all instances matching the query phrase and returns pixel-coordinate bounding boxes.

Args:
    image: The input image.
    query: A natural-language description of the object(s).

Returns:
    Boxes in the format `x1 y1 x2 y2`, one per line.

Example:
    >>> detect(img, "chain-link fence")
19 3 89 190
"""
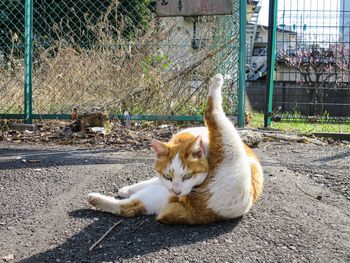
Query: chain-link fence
274 0 350 120
246 0 350 123
1 0 240 123
0 0 25 115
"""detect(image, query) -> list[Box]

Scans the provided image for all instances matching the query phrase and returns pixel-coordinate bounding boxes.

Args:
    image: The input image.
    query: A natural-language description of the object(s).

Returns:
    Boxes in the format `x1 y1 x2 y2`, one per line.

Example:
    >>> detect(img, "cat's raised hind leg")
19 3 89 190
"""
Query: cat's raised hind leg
205 74 247 167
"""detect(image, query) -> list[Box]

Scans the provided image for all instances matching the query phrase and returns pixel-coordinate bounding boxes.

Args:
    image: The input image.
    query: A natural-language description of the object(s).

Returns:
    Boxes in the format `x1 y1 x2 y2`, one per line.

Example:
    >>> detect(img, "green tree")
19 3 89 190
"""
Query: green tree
0 0 154 61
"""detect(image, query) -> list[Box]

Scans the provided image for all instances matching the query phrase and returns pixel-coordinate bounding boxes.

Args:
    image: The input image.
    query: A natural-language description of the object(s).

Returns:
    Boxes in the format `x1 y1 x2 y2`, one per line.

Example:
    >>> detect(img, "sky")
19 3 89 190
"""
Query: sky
258 0 341 27
258 0 270 26
257 0 344 41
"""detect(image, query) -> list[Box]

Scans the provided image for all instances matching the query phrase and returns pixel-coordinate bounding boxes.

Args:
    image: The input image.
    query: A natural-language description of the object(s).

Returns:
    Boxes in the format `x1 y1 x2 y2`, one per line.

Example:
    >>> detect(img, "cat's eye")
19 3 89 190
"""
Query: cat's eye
163 173 172 181
183 173 193 180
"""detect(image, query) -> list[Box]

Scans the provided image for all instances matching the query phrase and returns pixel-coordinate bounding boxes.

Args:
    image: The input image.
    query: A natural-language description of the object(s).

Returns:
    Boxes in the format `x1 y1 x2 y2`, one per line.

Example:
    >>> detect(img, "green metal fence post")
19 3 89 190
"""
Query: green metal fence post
264 0 278 127
238 0 247 128
24 0 33 124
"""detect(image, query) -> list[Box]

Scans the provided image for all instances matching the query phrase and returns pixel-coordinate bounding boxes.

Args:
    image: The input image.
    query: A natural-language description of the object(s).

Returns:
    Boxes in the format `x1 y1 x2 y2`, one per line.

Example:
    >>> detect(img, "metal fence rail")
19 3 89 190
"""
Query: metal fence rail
0 0 242 124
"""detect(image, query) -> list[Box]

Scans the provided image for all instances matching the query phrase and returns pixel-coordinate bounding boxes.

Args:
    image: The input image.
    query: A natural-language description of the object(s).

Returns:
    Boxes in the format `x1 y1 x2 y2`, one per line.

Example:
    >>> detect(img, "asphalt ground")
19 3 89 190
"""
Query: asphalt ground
0 140 349 263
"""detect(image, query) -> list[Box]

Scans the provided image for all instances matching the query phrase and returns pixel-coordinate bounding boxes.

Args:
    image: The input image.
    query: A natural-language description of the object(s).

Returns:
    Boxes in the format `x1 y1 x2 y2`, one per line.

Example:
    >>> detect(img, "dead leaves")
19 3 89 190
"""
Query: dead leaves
0 121 178 151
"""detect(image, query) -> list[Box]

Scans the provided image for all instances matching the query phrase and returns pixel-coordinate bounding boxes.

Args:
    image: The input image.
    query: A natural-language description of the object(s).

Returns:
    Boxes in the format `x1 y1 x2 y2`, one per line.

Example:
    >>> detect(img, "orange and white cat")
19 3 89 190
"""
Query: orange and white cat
87 74 263 224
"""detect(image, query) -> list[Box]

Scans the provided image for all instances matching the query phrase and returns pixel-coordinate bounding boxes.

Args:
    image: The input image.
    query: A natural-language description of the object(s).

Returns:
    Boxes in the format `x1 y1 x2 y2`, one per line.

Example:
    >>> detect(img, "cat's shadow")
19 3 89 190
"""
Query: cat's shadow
19 209 242 262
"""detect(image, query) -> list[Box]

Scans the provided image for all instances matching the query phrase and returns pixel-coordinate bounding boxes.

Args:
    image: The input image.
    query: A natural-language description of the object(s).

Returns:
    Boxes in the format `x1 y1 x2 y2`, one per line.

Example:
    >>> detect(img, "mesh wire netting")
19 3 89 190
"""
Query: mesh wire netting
0 0 25 115
274 0 350 118
0 0 240 119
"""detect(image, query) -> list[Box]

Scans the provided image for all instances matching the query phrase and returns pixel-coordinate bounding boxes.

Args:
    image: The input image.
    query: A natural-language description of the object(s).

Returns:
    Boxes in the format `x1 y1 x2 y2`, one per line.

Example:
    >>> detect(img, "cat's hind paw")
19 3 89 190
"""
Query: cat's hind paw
87 192 102 207
209 74 224 90
87 192 120 214
117 186 134 198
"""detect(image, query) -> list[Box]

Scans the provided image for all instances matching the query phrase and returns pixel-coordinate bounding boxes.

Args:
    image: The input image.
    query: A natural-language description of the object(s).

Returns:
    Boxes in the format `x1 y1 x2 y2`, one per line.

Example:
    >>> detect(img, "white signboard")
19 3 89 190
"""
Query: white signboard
156 0 233 17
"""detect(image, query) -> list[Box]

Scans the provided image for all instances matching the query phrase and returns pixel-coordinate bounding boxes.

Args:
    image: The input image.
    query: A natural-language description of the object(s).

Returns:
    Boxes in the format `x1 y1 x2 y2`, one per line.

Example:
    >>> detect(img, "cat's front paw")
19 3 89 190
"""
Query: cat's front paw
210 74 224 89
117 186 133 198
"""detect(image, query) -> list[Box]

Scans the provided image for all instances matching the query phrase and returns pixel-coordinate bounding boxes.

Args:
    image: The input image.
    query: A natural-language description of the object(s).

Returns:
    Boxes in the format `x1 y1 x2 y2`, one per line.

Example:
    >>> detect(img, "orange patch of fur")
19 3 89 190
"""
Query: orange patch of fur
153 143 178 173
243 144 258 161
170 132 196 144
154 133 209 178
120 199 146 217
250 163 263 202
244 144 263 203
157 193 222 225
204 97 225 172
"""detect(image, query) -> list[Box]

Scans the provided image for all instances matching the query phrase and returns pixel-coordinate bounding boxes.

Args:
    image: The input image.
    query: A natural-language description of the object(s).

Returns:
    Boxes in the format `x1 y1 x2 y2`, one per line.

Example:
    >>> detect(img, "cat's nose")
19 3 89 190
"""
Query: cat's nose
172 189 182 195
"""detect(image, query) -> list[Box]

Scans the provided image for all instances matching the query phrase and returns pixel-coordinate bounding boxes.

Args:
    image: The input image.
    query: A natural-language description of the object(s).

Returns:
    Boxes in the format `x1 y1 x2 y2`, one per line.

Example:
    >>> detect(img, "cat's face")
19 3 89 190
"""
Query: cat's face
151 135 209 196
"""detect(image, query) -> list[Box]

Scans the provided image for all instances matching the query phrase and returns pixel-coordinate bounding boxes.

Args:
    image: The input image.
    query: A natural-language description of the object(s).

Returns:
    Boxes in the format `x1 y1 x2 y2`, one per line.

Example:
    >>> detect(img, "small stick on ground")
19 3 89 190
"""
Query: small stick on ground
133 220 146 231
295 175 318 199
89 219 123 252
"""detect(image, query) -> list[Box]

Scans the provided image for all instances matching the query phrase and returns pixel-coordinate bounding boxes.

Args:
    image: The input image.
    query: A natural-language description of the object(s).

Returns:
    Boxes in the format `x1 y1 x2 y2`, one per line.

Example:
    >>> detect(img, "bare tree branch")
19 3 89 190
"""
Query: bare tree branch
277 43 350 115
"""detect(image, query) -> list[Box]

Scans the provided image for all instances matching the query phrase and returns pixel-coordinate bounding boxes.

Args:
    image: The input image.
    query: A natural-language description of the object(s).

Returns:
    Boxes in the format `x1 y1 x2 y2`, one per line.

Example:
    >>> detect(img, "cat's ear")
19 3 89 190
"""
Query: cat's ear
190 136 204 159
151 139 169 159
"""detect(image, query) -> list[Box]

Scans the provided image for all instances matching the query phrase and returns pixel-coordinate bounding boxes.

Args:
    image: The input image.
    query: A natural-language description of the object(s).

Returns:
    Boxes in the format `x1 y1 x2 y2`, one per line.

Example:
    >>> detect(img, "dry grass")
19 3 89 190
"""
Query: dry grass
0 2 239 117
